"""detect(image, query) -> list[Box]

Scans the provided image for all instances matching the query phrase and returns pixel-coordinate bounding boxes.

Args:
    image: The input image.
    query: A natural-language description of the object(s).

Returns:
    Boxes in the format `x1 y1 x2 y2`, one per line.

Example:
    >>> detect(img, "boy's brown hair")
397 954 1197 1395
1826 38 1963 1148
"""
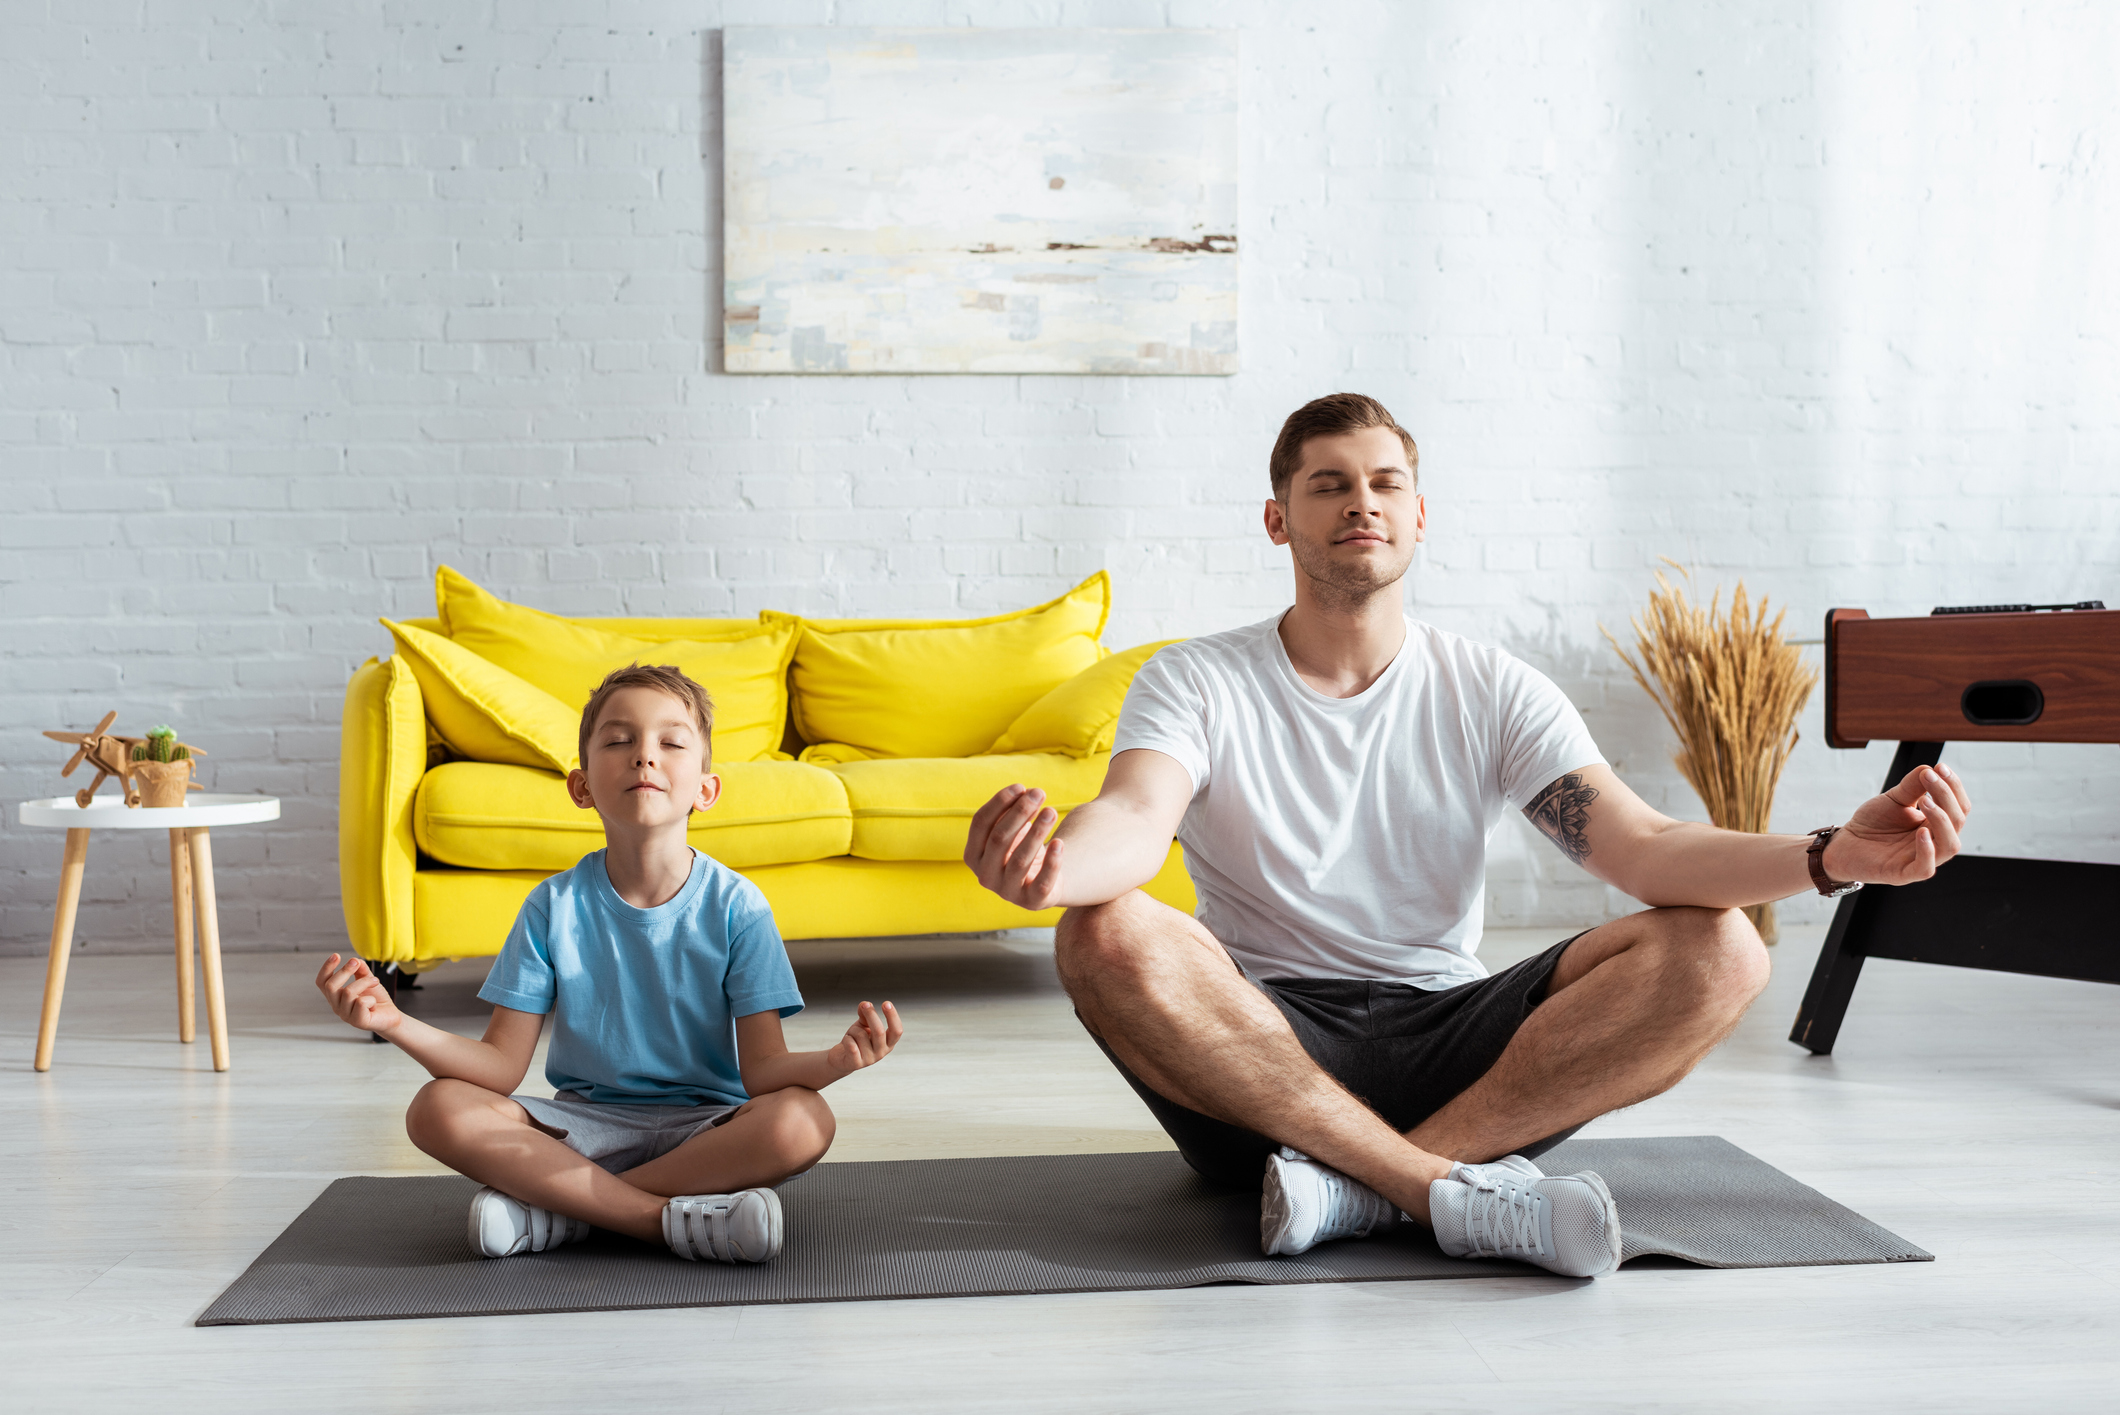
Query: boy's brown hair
577 664 716 770
1268 392 1420 500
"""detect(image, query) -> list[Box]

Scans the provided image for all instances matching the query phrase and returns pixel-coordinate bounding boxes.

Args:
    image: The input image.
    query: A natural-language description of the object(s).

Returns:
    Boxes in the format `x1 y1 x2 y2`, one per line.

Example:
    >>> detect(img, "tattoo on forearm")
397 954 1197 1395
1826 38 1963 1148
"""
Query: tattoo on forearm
1526 772 1599 865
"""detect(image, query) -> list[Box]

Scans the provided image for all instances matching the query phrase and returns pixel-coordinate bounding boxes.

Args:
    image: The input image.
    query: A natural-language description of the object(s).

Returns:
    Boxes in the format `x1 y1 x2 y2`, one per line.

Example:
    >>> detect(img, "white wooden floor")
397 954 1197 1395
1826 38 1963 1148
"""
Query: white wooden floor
4 923 2117 1413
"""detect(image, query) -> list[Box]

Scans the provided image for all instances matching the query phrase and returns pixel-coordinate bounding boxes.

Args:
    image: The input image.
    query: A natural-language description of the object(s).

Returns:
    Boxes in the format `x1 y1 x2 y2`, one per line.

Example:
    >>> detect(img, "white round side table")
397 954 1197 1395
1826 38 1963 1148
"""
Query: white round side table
18 794 280 1073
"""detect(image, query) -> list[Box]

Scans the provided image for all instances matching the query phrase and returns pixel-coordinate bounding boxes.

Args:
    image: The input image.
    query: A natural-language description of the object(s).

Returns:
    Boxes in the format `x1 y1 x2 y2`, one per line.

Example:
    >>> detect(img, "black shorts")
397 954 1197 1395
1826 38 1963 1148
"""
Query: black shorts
1092 934 1588 1190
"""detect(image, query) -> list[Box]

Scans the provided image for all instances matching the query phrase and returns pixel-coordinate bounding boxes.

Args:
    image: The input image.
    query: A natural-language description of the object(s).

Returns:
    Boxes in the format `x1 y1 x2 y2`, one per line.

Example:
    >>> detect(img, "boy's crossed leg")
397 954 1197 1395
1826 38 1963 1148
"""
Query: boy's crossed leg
407 1080 834 1244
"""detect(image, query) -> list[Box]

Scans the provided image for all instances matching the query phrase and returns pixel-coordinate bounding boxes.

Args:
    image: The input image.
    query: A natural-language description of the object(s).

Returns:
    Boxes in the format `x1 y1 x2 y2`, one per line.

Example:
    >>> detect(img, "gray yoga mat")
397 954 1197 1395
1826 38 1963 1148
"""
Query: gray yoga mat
197 1136 1930 1326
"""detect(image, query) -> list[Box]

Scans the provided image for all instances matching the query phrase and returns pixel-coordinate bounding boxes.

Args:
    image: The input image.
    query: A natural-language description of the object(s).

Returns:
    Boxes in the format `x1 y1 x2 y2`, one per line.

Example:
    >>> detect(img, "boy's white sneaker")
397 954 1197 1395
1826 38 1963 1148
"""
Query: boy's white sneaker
1429 1163 1622 1278
467 1185 593 1258
1261 1147 1398 1256
664 1188 784 1263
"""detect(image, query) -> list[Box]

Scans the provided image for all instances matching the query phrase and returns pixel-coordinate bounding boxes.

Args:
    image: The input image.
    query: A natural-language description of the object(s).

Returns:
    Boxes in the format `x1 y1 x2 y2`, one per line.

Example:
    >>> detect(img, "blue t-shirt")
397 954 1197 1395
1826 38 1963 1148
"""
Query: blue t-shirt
477 849 804 1107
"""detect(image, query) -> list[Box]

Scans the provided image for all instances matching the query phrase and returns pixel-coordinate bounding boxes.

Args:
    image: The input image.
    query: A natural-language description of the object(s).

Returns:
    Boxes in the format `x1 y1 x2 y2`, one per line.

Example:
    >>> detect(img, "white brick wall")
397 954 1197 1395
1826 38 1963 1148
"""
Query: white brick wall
4 1 2117 956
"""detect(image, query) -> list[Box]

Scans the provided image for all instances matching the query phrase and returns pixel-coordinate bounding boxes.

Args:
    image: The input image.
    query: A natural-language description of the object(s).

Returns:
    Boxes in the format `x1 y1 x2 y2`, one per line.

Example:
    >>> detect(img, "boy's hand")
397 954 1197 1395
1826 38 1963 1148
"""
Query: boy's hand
823 1000 903 1079
316 953 404 1037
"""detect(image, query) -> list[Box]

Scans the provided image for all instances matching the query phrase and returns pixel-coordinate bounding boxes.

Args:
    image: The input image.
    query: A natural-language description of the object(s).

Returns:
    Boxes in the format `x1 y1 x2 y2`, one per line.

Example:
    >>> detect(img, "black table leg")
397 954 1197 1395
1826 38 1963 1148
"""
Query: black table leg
1788 741 1944 1055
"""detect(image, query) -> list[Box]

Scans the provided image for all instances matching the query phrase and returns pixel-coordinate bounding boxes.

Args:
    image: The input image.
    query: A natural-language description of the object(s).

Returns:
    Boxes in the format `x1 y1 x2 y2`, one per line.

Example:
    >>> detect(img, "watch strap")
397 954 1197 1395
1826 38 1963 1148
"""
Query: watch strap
1807 827 1862 897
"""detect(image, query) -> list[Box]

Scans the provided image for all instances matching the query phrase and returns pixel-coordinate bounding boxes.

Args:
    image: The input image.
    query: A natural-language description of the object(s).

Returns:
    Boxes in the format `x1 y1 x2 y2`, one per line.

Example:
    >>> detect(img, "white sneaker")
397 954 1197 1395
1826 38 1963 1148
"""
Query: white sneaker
664 1188 784 1263
466 1185 593 1258
1456 1152 1545 1184
1429 1164 1622 1278
1261 1147 1399 1256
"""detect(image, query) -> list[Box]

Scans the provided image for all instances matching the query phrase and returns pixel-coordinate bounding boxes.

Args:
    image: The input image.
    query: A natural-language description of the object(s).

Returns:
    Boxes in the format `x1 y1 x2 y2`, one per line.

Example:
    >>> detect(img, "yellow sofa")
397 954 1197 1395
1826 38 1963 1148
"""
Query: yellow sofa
338 570 1193 969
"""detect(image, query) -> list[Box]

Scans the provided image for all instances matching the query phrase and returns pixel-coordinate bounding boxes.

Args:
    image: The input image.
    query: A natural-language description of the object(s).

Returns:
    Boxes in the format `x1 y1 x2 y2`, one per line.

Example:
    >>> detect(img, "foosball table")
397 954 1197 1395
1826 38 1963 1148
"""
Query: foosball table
1791 601 2120 1054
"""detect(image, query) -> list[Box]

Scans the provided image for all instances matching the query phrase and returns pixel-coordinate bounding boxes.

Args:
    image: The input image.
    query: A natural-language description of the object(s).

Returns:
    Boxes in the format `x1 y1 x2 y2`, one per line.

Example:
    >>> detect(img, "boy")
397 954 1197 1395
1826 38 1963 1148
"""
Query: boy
318 663 903 1263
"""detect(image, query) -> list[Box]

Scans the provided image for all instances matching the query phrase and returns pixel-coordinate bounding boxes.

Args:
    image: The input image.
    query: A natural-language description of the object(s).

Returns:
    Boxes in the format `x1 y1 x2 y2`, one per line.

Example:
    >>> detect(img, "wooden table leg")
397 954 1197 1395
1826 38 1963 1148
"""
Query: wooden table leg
34 828 92 1073
170 827 196 1044
189 827 230 1072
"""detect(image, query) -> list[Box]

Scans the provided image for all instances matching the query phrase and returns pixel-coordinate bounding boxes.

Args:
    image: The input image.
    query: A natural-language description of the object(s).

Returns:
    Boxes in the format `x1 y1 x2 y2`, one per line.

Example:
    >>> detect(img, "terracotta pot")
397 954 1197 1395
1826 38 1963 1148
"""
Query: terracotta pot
132 759 194 809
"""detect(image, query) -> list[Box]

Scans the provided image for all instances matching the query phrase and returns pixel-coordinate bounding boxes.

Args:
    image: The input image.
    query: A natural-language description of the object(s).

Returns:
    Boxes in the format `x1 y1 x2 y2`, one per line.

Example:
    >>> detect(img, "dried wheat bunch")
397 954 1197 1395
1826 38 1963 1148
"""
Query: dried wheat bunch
1601 564 1818 941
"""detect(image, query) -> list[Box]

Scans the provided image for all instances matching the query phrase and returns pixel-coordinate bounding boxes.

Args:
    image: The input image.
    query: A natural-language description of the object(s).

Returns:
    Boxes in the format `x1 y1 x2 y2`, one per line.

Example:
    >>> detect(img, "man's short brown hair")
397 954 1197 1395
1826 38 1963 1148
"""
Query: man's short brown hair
577 663 716 770
1268 393 1420 500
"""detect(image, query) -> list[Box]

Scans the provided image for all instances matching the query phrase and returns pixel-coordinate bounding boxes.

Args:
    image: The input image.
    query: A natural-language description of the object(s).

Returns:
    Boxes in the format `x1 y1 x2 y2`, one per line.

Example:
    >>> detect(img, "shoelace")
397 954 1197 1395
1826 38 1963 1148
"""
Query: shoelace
1462 1176 1547 1259
1316 1169 1371 1237
1278 1149 1387 1239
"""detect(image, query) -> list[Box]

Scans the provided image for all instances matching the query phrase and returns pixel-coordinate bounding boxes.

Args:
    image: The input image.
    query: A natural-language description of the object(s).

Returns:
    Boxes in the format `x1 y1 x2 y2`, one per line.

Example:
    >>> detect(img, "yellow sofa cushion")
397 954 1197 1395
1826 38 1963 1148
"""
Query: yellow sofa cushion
774 572 1111 761
436 565 758 644
415 759 852 872
985 639 1181 758
432 566 797 763
827 752 1111 861
384 620 581 774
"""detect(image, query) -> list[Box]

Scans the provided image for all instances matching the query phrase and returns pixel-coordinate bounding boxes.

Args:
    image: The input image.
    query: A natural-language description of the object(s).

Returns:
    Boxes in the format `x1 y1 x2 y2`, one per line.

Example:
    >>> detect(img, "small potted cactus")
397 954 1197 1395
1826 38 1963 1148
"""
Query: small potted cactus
130 726 198 808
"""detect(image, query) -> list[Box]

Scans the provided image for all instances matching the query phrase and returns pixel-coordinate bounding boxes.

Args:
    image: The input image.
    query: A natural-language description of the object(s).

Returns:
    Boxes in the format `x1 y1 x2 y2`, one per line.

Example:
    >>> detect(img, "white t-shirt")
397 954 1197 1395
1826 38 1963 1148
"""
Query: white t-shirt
1112 613 1604 989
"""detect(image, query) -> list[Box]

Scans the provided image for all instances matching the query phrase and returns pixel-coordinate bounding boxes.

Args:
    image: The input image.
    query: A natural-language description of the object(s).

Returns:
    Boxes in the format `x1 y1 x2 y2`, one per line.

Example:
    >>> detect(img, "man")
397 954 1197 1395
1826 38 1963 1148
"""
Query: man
964 392 1971 1279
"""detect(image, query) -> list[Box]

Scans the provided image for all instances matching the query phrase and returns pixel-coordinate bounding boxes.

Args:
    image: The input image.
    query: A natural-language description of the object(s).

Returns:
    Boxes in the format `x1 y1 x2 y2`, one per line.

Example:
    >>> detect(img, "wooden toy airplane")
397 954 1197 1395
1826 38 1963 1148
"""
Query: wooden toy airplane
44 712 208 809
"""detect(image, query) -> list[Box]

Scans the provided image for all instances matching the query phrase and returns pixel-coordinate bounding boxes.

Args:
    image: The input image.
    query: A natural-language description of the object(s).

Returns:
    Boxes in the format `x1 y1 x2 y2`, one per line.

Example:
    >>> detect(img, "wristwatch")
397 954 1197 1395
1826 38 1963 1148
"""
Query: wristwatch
1807 827 1864 899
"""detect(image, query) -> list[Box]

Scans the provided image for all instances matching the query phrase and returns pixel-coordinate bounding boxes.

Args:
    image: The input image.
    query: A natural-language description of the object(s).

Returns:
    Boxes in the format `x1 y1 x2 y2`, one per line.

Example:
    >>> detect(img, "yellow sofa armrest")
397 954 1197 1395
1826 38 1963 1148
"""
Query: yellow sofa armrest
339 655 424 965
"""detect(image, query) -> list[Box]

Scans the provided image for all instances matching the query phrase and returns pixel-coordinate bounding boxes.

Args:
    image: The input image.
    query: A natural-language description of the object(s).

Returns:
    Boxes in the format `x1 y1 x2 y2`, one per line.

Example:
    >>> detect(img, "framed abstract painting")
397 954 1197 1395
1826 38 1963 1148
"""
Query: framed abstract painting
723 27 1238 375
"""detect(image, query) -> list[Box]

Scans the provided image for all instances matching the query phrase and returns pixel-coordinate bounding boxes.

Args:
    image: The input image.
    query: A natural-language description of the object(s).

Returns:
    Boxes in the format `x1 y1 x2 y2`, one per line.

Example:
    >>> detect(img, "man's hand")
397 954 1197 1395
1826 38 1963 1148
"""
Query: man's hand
965 783 1066 910
316 953 404 1037
963 752 1193 911
823 1000 903 1080
1823 762 1973 885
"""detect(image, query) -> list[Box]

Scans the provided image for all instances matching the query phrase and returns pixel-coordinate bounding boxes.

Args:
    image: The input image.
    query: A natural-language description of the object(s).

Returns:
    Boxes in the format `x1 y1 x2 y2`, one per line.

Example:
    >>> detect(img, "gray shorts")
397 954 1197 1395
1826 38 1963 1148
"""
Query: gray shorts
513 1090 741 1175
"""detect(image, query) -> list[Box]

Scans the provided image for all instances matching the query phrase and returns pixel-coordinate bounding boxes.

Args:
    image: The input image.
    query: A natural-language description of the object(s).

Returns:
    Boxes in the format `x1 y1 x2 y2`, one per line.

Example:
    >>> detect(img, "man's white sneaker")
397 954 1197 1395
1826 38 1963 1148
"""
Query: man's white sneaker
1261 1147 1399 1256
1429 1164 1622 1278
1456 1153 1544 1184
466 1185 593 1259
664 1188 784 1263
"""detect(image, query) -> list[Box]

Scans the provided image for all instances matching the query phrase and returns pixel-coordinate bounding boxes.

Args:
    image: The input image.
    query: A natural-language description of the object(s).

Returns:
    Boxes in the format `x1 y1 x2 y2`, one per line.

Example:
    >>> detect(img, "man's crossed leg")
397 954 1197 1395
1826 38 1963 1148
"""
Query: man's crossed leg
1056 890 1771 1271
